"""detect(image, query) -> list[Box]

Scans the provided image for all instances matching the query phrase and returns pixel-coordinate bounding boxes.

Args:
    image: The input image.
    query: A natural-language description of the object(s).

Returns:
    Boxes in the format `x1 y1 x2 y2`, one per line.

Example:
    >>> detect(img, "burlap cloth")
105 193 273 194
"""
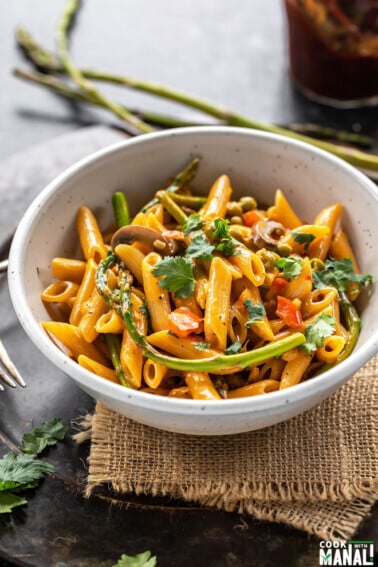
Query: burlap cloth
84 355 378 541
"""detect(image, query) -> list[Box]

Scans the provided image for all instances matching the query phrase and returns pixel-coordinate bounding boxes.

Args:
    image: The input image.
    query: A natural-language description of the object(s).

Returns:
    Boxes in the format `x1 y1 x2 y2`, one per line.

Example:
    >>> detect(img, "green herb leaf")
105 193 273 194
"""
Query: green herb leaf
313 257 373 294
194 341 212 351
152 256 195 298
0 453 54 491
275 256 303 279
112 551 157 567
244 299 266 326
21 417 67 455
212 218 237 256
300 313 336 355
186 231 215 260
0 491 28 514
291 231 316 250
224 341 242 354
183 213 203 235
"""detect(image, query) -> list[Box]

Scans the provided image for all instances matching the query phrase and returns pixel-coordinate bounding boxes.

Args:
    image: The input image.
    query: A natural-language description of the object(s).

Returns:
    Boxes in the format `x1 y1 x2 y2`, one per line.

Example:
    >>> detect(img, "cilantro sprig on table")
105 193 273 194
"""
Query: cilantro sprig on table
313 257 372 293
0 417 67 514
112 551 157 567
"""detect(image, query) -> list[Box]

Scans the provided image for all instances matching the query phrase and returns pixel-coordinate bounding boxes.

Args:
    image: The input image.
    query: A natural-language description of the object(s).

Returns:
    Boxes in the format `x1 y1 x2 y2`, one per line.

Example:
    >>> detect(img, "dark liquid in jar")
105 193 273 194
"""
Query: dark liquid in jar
285 0 378 105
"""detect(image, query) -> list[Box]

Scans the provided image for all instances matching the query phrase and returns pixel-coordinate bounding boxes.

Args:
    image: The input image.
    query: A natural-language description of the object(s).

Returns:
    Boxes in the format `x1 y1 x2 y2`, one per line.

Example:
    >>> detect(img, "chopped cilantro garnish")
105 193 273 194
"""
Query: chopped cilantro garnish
194 341 212 351
244 299 266 326
275 256 303 279
300 313 336 355
224 341 242 354
291 232 316 250
152 256 195 298
313 257 372 294
183 213 203 235
212 218 238 256
186 231 215 260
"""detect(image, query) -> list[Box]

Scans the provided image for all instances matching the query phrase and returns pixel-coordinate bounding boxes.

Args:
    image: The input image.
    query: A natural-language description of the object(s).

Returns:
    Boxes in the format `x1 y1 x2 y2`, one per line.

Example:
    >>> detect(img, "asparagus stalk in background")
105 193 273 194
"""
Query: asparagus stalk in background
56 0 153 134
15 26 378 173
13 68 378 156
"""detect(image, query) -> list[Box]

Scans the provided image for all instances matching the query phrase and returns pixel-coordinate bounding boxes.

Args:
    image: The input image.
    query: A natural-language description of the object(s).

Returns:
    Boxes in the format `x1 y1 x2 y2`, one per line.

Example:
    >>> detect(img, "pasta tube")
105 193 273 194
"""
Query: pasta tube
142 252 171 332
51 258 86 284
78 354 119 384
204 257 232 350
184 371 222 400
41 281 79 304
199 175 232 220
267 189 302 229
77 206 107 262
42 321 108 365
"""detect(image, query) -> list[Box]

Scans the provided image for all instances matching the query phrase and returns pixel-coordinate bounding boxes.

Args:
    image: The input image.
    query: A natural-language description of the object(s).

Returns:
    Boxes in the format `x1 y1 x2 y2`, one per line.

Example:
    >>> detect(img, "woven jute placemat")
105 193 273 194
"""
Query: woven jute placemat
84 355 378 541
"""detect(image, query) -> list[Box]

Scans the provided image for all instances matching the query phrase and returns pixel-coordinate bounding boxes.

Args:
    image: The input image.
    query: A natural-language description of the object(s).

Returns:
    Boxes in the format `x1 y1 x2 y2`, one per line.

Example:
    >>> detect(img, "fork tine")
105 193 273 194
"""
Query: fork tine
0 365 16 388
0 259 8 273
0 339 26 387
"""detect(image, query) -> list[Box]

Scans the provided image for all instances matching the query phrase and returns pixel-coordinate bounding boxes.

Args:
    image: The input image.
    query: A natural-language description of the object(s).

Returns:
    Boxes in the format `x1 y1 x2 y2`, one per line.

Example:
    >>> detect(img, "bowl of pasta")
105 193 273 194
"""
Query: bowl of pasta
8 127 377 435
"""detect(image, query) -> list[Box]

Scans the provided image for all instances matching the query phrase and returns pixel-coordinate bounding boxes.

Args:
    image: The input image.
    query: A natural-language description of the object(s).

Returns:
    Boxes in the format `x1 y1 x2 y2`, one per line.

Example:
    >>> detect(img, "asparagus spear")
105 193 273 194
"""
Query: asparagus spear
96 253 305 373
337 290 361 363
112 192 130 227
15 26 378 175
140 157 200 213
104 334 133 387
56 0 153 134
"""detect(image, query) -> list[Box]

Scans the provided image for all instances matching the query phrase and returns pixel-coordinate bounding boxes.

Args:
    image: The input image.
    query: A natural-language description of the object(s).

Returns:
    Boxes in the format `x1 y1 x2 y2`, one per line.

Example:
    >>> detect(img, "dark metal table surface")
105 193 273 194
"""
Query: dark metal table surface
1 2 377 566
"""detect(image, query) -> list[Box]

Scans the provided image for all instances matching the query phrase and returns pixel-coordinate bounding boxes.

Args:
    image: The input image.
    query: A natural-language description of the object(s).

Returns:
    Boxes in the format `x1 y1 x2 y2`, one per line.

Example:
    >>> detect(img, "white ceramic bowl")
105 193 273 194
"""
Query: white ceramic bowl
8 127 378 435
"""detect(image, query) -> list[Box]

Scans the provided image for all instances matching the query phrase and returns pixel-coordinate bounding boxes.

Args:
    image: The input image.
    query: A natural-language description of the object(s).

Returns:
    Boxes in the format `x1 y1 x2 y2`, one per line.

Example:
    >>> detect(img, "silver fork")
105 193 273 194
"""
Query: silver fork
0 339 26 390
0 248 26 390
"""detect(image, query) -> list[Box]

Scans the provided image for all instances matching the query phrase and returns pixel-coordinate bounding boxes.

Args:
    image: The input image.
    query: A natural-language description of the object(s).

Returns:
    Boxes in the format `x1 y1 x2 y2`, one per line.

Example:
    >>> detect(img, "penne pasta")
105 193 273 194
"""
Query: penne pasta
184 371 222 400
77 206 107 262
199 174 233 220
204 257 232 350
51 258 86 284
142 252 171 332
41 168 371 400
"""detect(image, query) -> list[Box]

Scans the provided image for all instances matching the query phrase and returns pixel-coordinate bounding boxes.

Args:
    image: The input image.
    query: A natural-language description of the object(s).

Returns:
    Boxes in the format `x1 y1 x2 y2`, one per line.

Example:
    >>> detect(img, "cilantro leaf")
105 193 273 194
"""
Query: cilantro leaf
183 213 203 236
21 417 67 455
0 492 27 514
186 231 215 260
224 341 242 355
152 256 195 298
212 218 238 257
194 341 212 351
291 232 315 250
313 257 373 294
213 218 231 240
112 551 157 567
0 453 54 491
300 313 336 355
244 299 266 326
275 256 303 279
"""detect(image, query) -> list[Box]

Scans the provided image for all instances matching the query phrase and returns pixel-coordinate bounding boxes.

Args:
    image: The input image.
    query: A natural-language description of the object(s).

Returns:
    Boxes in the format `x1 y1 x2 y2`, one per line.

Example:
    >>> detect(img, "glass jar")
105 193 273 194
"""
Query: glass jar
284 0 378 107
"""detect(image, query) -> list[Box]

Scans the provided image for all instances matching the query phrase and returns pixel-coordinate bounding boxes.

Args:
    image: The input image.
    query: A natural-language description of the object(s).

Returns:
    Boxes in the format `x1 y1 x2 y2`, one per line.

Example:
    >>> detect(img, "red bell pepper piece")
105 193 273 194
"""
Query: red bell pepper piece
276 296 303 329
168 307 202 338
